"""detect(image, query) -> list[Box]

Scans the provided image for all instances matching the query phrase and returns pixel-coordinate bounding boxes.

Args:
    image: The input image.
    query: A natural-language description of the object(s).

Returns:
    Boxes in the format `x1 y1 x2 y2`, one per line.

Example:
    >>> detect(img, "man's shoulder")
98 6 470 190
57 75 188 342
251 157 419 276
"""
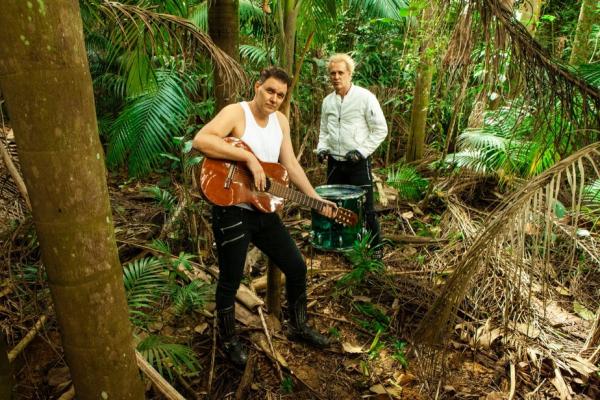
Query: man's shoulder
352 85 375 97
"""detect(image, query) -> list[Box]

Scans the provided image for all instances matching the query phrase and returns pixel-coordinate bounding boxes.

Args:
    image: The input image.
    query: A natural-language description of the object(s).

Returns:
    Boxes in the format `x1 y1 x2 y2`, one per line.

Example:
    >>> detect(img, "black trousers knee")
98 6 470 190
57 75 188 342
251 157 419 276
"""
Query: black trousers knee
212 206 307 312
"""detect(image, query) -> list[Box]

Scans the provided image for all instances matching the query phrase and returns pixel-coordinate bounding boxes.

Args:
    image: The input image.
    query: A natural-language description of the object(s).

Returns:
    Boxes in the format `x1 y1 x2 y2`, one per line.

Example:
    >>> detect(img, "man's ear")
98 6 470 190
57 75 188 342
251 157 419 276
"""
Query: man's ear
254 81 261 92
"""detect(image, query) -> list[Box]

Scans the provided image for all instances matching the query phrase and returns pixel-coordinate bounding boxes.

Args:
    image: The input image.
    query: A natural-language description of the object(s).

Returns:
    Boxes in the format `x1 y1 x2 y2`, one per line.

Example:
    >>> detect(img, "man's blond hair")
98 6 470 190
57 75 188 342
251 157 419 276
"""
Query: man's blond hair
328 53 355 76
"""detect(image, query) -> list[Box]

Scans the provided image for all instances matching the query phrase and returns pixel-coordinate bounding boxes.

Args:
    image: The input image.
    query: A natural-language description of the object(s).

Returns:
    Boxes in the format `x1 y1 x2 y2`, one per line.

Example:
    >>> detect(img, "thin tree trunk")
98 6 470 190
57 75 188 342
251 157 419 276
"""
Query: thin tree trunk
0 2 144 399
518 0 543 35
406 5 436 162
208 0 240 112
268 0 301 316
570 0 600 65
0 333 12 400
278 0 300 118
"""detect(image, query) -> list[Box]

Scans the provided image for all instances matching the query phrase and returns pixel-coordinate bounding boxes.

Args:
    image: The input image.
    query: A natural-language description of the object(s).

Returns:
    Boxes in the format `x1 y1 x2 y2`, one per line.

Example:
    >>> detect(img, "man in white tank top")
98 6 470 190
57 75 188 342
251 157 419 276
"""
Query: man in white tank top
193 67 335 367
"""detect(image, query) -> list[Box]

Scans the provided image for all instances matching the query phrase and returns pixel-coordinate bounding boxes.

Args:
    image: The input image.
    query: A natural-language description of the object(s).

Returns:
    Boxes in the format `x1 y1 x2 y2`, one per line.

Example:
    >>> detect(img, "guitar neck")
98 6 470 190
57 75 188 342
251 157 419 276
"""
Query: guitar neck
268 180 325 212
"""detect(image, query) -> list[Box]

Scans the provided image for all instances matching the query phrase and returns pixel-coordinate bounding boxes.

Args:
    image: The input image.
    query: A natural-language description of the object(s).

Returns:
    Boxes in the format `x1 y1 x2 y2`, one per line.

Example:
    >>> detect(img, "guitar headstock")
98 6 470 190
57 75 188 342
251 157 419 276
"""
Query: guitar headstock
334 207 358 227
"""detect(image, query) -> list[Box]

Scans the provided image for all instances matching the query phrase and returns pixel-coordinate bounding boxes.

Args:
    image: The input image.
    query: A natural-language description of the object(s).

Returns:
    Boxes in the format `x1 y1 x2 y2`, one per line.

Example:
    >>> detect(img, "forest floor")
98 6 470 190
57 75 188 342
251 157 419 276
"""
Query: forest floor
3 145 600 399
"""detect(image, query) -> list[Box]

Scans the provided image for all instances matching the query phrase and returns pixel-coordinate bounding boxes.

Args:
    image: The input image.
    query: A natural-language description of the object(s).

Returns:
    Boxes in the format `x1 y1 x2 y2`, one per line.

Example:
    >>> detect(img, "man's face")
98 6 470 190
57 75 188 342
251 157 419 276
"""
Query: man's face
328 61 352 94
254 77 288 113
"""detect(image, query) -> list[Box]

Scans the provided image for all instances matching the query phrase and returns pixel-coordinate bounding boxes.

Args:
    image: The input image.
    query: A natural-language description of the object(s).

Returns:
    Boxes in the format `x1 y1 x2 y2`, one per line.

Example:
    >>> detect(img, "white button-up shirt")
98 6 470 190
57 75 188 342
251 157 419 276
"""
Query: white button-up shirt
318 84 388 159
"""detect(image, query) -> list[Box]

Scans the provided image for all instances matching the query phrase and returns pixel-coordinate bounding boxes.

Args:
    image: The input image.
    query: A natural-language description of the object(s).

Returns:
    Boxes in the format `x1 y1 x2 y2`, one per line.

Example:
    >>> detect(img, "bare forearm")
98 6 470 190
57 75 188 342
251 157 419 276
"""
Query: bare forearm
193 134 252 163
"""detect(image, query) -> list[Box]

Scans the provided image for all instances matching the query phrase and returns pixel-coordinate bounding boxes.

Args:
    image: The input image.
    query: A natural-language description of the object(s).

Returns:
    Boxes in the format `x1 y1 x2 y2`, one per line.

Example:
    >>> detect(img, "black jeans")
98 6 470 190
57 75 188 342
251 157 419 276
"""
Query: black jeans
212 206 307 312
326 156 381 245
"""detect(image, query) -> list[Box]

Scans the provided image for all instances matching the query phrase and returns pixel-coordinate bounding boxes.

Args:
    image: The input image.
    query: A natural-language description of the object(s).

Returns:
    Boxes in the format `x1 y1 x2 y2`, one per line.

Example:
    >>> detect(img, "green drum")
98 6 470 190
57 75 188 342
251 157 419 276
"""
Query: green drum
311 185 366 251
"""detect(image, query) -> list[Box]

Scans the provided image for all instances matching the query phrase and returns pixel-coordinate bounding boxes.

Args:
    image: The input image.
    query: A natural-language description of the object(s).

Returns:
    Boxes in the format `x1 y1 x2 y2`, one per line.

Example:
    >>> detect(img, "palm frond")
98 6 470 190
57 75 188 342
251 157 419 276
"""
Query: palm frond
170 280 213 315
107 69 195 176
123 256 168 314
444 149 501 175
96 0 247 91
142 186 177 212
239 44 271 65
188 2 207 30
472 0 600 149
415 142 600 379
339 233 384 286
149 239 172 254
137 335 202 380
349 0 408 19
579 63 600 88
386 164 428 201
583 179 600 203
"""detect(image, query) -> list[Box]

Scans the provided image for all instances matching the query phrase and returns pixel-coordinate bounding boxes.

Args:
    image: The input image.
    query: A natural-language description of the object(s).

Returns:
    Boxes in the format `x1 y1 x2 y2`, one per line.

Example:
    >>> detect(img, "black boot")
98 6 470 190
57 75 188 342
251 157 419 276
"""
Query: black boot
288 294 330 348
218 306 248 367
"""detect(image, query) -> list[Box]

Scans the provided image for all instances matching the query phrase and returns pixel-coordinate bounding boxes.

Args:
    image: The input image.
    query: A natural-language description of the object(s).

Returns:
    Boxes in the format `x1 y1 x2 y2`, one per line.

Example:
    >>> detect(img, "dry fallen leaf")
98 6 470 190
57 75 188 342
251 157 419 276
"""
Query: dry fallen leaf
194 322 208 334
370 384 402 398
342 342 365 353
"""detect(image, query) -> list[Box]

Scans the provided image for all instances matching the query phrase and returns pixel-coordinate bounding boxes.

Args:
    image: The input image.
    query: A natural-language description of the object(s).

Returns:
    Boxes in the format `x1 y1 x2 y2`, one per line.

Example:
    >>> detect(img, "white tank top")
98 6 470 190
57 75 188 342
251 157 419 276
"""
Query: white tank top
239 101 282 162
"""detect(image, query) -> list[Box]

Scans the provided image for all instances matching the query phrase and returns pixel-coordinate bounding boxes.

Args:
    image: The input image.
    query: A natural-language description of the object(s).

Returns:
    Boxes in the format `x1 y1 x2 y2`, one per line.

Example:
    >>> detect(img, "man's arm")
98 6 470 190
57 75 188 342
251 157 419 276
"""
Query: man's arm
356 94 388 157
277 113 335 217
192 104 267 190
316 99 330 152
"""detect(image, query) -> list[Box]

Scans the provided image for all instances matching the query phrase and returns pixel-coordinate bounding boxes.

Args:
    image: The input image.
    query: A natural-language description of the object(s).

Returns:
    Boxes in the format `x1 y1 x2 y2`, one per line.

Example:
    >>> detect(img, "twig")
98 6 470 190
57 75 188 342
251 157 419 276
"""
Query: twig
0 132 31 211
307 273 344 296
207 314 217 395
136 351 186 400
258 306 283 381
56 386 75 400
8 315 47 362
0 285 13 299
508 362 516 400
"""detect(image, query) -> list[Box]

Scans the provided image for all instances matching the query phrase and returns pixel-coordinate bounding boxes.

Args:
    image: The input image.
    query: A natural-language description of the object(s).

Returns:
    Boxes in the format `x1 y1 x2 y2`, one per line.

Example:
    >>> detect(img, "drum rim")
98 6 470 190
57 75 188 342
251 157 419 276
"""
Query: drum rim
315 184 366 199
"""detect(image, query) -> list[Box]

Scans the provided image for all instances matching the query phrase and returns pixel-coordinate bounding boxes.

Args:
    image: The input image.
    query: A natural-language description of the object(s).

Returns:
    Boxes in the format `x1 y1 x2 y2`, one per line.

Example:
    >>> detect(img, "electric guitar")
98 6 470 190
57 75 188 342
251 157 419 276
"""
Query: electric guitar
197 137 358 226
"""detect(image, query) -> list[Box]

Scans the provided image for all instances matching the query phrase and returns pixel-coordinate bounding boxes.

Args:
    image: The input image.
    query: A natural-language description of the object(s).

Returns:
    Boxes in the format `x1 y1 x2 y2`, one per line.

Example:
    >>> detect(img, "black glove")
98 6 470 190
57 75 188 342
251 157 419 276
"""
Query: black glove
345 150 364 163
317 149 330 164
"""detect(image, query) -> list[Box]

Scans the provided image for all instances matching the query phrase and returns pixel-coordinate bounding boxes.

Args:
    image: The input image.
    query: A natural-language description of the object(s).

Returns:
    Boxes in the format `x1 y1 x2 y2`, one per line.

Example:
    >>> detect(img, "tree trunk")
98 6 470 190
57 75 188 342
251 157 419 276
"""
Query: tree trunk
570 0 600 65
278 0 300 118
0 333 12 400
406 6 436 162
0 2 144 399
208 0 240 112
518 0 543 35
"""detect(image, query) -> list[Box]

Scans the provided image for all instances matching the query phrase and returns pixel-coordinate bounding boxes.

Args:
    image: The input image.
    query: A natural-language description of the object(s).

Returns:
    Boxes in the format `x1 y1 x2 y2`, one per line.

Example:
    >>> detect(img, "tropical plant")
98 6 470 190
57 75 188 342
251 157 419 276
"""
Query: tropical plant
137 335 202 380
123 257 168 323
339 233 384 286
106 69 198 176
170 280 213 315
444 102 565 178
142 185 178 212
353 301 390 333
579 63 600 88
386 164 428 201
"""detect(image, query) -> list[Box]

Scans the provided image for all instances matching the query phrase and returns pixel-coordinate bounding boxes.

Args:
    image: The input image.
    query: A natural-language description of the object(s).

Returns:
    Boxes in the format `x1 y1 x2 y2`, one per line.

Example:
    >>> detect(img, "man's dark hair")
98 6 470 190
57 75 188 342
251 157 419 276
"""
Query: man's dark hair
258 67 291 87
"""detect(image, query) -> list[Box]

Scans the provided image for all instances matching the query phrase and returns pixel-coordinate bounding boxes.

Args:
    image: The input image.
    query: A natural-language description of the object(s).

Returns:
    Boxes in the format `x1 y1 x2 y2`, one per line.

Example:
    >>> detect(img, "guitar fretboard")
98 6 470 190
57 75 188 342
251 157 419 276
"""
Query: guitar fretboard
232 165 325 212
268 180 325 212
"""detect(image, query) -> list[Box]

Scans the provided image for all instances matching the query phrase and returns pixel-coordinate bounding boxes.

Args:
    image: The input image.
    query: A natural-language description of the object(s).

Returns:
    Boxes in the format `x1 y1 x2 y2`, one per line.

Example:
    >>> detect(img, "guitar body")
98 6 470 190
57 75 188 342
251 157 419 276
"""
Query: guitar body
198 137 289 213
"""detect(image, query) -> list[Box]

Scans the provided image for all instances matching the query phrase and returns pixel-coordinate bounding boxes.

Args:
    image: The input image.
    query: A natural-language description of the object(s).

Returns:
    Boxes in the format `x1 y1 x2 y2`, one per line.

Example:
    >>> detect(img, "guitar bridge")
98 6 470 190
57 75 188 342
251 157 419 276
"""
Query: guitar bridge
224 163 237 189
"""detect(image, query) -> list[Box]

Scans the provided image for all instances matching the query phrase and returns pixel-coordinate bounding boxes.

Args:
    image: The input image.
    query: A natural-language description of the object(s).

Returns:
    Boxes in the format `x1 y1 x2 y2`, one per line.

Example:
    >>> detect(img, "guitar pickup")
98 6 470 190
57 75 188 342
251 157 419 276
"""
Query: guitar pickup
224 163 236 189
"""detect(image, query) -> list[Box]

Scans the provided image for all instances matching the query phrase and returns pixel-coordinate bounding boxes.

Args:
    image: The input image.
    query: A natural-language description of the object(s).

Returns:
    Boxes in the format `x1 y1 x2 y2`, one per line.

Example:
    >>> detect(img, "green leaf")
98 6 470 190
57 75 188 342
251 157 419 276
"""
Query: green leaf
553 201 566 218
574 301 595 321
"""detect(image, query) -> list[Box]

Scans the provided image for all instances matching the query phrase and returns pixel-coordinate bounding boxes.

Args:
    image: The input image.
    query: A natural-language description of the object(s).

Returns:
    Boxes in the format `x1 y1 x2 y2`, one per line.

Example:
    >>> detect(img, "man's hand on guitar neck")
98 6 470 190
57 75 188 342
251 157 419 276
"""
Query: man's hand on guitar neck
317 196 337 219
245 153 267 191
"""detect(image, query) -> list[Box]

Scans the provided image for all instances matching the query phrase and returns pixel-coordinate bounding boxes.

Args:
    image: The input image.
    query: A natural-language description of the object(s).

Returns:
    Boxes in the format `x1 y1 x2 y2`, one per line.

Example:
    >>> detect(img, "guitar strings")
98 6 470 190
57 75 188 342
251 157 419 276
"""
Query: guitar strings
231 163 358 225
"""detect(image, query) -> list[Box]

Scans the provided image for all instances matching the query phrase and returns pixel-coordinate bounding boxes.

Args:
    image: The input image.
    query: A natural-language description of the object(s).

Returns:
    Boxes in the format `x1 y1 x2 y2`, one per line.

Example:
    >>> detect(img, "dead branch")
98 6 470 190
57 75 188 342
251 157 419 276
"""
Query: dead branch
8 315 47 362
0 133 30 211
